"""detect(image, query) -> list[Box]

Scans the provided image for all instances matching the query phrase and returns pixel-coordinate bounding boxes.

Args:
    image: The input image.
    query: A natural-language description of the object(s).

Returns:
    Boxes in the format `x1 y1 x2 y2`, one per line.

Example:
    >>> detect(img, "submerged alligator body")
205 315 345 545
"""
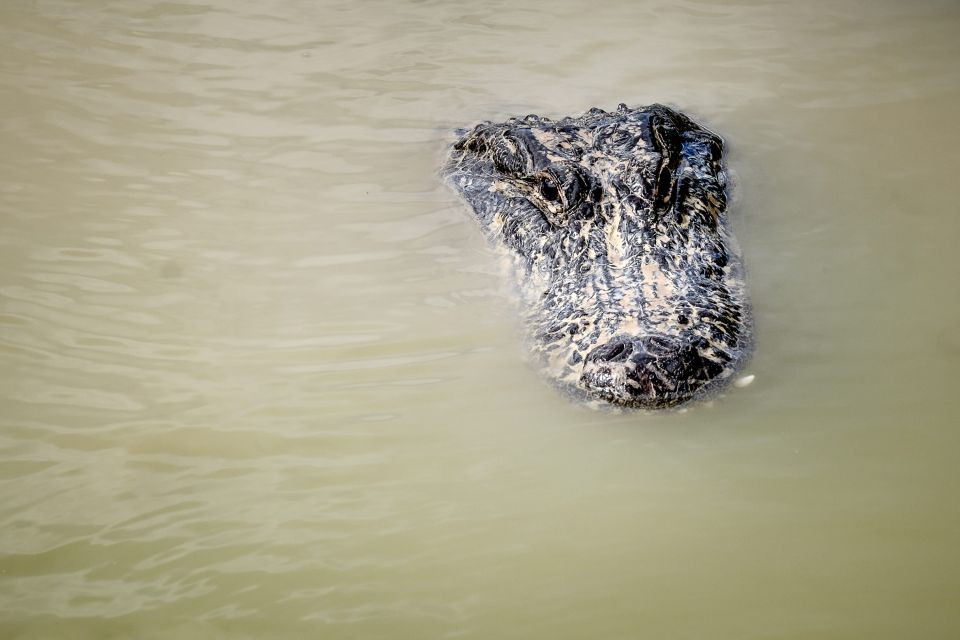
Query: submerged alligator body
442 103 750 409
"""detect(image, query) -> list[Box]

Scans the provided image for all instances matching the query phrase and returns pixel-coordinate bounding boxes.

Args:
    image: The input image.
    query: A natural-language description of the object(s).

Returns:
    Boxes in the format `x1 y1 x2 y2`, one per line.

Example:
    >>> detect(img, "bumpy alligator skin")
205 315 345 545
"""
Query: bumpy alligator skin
442 103 750 409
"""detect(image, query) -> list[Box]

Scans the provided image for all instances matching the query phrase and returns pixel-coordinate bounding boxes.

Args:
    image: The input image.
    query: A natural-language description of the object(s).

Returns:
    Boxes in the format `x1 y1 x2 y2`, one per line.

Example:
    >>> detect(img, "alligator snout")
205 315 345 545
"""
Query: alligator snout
580 335 726 408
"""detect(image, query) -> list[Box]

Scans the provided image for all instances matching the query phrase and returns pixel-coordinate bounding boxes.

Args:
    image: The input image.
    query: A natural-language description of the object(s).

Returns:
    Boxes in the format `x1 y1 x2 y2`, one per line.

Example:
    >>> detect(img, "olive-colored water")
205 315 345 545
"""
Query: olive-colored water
2 0 959 637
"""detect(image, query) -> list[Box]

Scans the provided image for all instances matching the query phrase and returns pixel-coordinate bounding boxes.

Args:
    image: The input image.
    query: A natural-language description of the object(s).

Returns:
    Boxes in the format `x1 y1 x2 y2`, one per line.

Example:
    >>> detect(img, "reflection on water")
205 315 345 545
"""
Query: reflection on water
2 0 959 637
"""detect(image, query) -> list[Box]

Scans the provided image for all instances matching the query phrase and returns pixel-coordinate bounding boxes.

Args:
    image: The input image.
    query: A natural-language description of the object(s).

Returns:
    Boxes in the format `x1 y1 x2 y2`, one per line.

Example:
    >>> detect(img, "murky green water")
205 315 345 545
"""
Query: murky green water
2 0 959 637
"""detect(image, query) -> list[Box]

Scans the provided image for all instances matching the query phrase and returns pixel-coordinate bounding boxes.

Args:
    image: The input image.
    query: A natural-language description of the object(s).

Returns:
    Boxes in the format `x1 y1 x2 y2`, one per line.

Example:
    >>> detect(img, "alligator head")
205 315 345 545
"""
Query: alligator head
442 103 750 409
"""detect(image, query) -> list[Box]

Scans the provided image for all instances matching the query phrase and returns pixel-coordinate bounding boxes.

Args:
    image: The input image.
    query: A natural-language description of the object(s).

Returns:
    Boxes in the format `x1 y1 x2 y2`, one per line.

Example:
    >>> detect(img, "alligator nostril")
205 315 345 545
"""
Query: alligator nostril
605 344 626 361
587 338 634 363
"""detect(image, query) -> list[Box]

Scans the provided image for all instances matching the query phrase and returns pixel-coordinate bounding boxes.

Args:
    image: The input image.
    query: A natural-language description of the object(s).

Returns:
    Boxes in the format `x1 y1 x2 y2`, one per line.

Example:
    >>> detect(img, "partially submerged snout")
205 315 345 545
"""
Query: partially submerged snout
443 103 751 409
580 334 725 408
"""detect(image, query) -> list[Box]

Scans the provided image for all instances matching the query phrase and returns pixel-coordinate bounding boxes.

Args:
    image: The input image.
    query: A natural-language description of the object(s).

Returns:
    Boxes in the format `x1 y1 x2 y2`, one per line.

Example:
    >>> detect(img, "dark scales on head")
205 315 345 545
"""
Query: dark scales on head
442 103 751 409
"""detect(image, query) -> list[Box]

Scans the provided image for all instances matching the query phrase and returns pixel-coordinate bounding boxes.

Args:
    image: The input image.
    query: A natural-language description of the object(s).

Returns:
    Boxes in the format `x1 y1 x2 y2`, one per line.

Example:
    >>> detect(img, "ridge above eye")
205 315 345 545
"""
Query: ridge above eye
492 132 530 175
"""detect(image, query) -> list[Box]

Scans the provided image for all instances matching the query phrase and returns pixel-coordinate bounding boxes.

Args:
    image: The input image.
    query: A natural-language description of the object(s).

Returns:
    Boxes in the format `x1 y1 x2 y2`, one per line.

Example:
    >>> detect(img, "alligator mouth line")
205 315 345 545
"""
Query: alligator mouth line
443 103 751 409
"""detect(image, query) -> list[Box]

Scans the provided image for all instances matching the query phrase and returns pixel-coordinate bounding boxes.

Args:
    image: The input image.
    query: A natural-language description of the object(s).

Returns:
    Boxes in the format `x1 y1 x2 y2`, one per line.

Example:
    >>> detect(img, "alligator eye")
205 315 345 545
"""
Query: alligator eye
527 165 590 220
454 135 485 154
540 177 560 201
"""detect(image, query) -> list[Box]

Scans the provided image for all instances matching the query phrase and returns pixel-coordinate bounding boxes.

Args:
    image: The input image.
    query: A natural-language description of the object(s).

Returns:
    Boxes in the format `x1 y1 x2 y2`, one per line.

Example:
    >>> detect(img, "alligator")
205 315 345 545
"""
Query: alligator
442 103 751 409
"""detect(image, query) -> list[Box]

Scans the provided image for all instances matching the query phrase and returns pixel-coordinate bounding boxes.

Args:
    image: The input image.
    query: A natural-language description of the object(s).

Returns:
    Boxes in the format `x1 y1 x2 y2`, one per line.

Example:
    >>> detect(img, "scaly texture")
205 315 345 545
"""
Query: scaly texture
442 104 750 409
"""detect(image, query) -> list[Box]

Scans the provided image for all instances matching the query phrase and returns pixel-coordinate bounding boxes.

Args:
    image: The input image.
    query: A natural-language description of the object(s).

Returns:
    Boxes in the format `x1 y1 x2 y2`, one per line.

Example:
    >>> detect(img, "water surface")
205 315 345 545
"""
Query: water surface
2 0 959 637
